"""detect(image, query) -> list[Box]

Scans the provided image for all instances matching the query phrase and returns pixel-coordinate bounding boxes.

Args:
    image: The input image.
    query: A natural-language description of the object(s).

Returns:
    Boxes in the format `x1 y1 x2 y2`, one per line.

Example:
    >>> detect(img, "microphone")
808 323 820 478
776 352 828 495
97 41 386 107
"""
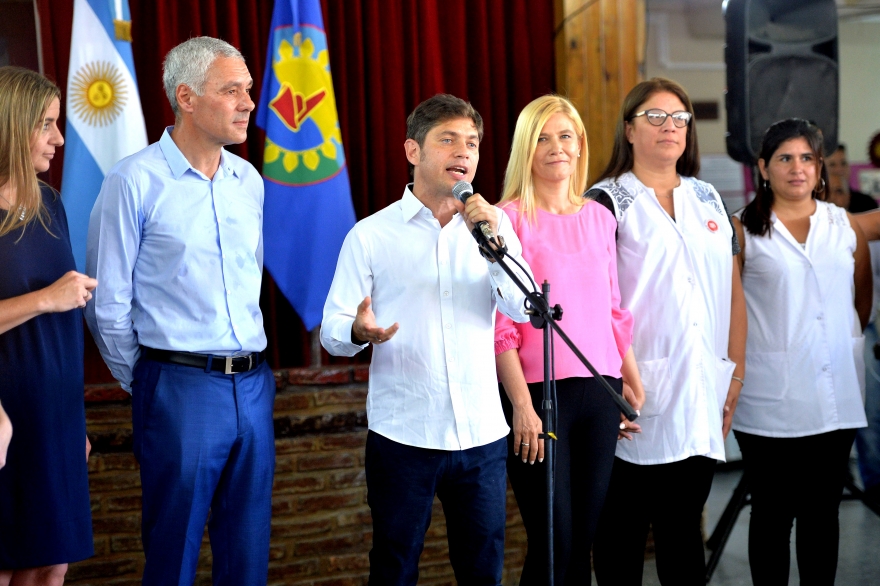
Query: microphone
452 180 495 242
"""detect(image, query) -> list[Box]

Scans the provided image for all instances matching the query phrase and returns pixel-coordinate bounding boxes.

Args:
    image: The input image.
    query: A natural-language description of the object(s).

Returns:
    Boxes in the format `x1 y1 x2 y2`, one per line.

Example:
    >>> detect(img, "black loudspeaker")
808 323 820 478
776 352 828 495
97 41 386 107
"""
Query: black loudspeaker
724 0 838 164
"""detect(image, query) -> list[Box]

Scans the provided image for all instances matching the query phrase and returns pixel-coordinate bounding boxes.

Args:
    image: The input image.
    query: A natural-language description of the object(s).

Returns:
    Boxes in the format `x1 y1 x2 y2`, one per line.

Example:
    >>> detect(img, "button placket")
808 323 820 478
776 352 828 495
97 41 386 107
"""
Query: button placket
437 229 468 446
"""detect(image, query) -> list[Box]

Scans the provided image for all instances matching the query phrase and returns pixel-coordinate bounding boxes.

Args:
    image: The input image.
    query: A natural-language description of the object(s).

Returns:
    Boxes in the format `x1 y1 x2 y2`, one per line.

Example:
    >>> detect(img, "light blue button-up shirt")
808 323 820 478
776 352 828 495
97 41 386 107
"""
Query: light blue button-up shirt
85 127 267 391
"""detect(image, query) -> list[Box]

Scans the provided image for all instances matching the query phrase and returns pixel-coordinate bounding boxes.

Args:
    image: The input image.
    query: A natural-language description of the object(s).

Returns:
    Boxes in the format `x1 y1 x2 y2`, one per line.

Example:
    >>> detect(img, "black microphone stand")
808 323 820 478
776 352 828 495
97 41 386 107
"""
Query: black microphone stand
473 229 637 586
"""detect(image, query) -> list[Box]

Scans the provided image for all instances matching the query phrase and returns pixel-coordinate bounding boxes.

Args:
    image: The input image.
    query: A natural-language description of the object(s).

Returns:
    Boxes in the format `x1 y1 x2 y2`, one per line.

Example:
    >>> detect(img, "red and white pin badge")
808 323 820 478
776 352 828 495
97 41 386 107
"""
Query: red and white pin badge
707 219 719 232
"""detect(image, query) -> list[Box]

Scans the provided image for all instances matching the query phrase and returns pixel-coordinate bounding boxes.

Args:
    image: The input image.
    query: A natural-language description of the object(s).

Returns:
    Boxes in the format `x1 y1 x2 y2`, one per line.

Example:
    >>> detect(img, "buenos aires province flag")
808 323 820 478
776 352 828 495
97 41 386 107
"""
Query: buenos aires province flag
61 0 147 271
256 0 356 331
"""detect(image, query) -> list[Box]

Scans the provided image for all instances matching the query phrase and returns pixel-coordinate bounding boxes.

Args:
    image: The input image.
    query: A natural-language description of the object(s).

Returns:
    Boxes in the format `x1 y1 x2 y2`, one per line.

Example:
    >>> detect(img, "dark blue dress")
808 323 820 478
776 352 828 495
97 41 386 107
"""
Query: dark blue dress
0 186 93 568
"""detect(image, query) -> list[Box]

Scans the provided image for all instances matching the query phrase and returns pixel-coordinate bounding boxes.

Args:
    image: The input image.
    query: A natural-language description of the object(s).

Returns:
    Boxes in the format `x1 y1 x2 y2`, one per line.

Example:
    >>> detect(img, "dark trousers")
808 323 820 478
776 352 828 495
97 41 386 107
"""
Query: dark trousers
500 377 622 585
364 431 507 585
735 429 857 586
593 455 717 586
131 359 276 586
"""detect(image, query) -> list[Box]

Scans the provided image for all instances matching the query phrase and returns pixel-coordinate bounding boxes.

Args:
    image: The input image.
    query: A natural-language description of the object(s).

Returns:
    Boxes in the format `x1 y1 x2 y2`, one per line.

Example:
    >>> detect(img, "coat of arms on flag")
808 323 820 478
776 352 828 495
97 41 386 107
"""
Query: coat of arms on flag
264 30 346 187
256 0 356 332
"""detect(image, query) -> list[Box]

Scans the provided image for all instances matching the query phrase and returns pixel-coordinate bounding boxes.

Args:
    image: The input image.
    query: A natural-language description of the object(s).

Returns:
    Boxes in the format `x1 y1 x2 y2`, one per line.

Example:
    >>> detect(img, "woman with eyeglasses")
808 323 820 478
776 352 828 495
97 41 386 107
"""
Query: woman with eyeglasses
587 78 747 586
731 118 870 585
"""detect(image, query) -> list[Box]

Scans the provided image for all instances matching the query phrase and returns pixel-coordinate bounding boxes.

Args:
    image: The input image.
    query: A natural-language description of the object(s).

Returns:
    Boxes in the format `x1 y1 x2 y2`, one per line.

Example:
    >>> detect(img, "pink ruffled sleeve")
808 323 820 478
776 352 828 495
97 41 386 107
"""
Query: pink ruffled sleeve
608 221 634 360
494 201 524 356
495 310 522 356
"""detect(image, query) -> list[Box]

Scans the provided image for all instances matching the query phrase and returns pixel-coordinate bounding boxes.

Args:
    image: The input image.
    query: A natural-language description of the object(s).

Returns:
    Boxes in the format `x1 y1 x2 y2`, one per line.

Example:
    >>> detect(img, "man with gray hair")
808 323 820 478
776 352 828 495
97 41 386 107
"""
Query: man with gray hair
85 36 274 585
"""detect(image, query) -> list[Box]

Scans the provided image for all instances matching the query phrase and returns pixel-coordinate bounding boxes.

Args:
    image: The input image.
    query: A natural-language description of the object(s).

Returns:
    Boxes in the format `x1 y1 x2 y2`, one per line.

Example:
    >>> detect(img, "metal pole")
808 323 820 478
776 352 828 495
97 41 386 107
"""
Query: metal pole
542 280 554 586
310 327 322 368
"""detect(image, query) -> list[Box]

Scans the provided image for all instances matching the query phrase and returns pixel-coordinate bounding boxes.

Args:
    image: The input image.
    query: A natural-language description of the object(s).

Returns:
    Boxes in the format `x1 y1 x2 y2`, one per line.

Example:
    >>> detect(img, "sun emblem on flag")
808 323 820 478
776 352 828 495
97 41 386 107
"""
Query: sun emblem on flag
263 28 345 186
70 61 128 127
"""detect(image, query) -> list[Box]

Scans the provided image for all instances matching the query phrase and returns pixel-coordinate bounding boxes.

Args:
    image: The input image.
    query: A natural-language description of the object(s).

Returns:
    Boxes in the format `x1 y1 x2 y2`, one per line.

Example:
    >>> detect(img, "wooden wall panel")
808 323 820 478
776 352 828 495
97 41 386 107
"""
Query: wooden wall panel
555 0 645 184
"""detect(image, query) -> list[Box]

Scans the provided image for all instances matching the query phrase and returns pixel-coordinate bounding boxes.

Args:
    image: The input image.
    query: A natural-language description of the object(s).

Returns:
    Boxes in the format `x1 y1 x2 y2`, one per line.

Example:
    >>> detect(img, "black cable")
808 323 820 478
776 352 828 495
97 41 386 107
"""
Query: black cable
480 236 547 341
498 251 541 318
504 250 538 293
479 235 538 293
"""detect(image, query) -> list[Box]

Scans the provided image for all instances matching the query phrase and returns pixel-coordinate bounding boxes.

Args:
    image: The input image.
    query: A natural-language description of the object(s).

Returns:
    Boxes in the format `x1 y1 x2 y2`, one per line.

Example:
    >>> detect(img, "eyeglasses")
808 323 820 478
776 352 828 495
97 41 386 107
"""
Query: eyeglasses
631 109 692 128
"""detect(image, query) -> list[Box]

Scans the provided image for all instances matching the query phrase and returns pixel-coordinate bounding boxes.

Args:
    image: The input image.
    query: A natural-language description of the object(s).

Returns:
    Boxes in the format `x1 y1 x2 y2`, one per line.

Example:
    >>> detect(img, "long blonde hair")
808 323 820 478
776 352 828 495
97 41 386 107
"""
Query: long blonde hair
500 95 589 222
0 66 61 238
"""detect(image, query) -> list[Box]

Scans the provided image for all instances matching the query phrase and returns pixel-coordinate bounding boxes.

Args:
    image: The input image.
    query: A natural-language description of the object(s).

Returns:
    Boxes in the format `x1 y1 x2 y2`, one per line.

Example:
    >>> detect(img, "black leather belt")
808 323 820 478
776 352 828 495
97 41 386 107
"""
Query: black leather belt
142 347 265 374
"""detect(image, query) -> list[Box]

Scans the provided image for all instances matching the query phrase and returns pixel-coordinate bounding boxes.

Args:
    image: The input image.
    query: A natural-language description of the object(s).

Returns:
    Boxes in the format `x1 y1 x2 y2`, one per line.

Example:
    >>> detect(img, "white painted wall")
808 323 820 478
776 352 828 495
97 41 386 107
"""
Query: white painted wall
644 2 880 163
838 20 880 163
644 9 728 154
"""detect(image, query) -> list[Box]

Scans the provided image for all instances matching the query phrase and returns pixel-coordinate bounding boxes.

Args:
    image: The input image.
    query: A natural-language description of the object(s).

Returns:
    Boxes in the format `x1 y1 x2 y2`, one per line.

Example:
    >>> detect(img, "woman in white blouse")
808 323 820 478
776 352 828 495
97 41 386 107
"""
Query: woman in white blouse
588 78 747 586
731 118 870 585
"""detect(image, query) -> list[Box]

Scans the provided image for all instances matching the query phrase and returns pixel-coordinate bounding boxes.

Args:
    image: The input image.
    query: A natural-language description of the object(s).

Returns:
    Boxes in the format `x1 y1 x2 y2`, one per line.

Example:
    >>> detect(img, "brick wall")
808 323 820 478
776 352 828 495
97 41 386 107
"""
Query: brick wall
69 366 528 585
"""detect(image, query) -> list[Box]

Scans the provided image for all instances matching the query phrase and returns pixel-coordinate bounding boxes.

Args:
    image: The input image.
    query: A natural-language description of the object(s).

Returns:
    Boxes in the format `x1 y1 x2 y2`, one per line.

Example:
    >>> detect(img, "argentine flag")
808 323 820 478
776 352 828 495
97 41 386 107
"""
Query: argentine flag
61 0 147 271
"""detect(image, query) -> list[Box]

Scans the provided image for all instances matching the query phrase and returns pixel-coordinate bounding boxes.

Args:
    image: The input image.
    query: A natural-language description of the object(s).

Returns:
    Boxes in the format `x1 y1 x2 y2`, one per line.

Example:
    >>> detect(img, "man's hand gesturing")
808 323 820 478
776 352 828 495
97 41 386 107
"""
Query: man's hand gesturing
351 296 399 345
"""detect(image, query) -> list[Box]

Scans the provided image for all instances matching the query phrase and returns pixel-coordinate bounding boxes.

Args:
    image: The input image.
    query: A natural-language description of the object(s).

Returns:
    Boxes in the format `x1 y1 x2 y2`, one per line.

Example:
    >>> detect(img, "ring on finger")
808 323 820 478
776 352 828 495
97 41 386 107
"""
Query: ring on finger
521 442 530 447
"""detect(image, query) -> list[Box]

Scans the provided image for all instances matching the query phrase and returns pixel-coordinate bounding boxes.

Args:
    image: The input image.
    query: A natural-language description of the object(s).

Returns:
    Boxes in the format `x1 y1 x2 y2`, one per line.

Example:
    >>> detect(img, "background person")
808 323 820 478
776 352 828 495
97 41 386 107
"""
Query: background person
856 234 880 507
732 118 870 586
322 94 534 585
588 77 747 586
826 172 856 210
494 94 644 585
828 171 880 504
85 37 274 585
826 143 877 213
0 66 95 586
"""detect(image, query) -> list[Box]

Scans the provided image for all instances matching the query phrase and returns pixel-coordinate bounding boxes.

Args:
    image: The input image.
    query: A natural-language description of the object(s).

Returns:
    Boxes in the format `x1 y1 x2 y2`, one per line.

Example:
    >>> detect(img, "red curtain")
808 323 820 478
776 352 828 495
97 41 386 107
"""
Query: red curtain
35 0 555 381
324 0 555 217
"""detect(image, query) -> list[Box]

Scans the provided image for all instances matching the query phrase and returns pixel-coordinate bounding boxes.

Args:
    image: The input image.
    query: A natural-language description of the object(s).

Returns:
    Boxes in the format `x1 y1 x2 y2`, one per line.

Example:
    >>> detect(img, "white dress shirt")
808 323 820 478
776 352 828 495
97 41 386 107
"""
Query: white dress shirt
590 173 736 464
732 201 867 437
321 186 533 451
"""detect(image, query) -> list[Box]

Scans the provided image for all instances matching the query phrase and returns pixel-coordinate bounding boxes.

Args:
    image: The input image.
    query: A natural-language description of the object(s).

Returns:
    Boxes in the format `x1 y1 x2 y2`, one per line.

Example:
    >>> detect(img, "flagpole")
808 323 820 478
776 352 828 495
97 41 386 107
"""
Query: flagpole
310 328 322 368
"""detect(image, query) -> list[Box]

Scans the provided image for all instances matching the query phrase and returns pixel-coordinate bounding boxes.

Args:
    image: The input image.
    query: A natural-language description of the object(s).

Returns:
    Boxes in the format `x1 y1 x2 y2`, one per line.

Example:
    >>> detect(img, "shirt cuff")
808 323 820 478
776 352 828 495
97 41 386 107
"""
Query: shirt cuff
348 322 370 347
321 318 369 357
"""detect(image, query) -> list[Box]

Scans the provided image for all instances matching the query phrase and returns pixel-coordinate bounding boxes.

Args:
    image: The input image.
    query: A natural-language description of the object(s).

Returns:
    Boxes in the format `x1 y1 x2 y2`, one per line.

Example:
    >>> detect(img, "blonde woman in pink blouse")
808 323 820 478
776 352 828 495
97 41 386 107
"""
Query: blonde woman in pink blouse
495 95 645 584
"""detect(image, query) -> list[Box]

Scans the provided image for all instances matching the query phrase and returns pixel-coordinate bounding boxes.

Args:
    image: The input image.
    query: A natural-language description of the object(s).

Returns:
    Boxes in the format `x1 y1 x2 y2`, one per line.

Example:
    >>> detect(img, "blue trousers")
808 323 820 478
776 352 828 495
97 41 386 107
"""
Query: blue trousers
131 358 276 586
365 431 507 585
857 322 880 493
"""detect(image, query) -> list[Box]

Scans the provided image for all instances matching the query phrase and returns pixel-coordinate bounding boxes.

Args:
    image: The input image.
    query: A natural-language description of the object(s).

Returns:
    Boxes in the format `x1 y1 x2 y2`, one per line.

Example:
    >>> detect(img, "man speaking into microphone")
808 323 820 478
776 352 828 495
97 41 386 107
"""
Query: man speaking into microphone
322 94 533 584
